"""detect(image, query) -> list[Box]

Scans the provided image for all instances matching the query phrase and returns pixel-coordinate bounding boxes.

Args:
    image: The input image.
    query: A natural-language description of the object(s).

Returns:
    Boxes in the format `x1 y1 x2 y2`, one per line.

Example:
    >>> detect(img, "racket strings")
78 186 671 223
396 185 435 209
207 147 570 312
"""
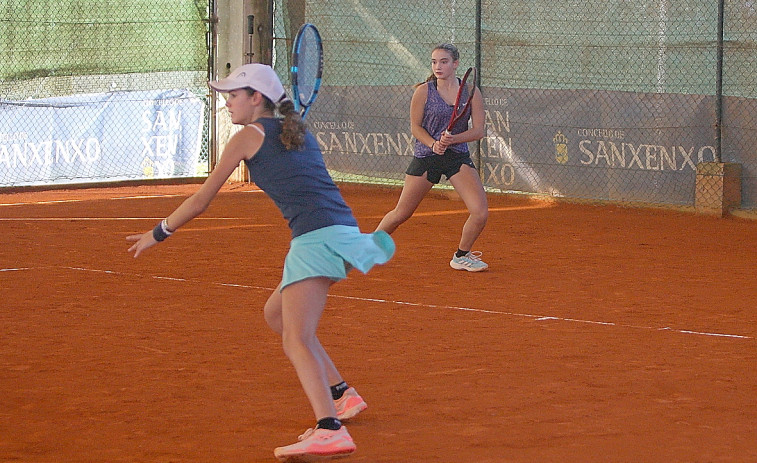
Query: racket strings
296 31 319 97
453 69 477 119
291 24 323 119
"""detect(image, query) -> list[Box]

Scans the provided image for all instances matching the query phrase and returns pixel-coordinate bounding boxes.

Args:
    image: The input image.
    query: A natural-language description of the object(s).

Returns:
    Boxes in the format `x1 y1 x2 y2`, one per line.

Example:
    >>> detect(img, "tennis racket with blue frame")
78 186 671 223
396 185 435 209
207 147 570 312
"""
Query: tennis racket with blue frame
290 23 323 119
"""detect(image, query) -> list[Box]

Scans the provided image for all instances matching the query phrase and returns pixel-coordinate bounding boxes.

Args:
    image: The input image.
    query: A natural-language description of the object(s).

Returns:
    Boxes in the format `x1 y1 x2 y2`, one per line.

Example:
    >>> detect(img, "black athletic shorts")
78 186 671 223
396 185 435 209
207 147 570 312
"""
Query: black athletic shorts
405 152 476 184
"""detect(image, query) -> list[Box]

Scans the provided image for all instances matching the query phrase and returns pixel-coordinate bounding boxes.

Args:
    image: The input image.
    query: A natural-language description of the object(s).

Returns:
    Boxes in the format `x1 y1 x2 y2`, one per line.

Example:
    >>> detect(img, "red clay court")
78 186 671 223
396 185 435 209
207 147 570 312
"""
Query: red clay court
1 183 756 462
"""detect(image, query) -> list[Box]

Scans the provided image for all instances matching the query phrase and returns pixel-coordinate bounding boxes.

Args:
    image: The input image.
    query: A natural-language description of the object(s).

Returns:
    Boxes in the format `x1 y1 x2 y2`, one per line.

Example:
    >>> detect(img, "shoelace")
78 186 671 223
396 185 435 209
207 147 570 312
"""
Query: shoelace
297 428 315 441
297 427 341 441
464 251 484 262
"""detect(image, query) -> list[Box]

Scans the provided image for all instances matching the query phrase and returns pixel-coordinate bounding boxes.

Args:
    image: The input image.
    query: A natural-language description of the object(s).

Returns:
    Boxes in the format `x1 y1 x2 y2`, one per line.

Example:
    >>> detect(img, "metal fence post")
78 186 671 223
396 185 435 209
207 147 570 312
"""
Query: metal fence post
208 0 219 170
475 0 483 176
715 0 724 163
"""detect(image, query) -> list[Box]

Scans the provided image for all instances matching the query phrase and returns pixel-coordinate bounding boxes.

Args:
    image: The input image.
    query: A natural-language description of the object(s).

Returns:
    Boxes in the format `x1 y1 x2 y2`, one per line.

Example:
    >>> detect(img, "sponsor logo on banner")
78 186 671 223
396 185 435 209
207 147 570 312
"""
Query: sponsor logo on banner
553 131 568 164
554 127 717 172
482 109 516 188
0 89 204 187
314 121 415 157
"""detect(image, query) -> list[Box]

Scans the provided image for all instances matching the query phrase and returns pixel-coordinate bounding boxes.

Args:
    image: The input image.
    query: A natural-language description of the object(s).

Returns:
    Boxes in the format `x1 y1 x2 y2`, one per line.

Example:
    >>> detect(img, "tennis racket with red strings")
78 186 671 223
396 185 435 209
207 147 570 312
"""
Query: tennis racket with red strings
445 66 477 134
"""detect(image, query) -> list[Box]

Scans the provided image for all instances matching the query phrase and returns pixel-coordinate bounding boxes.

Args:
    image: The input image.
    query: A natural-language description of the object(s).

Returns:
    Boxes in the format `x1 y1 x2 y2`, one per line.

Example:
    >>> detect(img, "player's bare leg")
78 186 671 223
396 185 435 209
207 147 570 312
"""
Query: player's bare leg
449 164 488 251
375 173 433 234
448 165 489 271
264 283 343 387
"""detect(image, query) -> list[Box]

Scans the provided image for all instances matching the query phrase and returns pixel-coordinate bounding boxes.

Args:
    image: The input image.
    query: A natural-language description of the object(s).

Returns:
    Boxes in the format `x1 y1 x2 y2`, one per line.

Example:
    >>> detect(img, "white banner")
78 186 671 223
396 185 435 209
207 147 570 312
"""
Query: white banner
0 89 205 187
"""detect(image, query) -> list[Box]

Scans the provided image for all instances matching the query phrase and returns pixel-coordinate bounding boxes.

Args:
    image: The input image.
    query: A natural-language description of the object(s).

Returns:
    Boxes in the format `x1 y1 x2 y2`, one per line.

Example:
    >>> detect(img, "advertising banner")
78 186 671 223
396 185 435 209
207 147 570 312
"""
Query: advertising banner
0 89 205 187
307 86 757 207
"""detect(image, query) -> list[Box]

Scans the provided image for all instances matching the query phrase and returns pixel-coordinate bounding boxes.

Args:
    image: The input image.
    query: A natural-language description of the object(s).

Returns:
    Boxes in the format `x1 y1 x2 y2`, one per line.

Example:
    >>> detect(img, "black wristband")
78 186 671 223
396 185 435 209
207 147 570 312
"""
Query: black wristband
152 223 170 242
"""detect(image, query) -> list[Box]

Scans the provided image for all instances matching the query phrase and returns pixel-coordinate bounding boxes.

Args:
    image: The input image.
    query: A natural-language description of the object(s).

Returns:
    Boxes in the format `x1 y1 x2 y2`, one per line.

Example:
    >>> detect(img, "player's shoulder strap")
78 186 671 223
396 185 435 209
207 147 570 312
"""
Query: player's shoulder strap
246 123 265 136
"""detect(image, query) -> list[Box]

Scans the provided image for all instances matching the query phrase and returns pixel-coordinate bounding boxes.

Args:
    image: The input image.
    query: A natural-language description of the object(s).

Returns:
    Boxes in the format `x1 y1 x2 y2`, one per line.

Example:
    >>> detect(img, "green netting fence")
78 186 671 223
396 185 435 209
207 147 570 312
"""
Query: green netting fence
2 0 755 210
1 0 211 186
271 0 757 209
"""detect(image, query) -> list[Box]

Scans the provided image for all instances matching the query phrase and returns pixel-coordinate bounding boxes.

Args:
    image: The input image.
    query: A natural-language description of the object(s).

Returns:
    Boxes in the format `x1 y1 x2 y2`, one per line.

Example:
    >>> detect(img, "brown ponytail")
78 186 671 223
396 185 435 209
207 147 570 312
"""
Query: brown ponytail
249 88 306 151
278 99 306 150
414 73 436 89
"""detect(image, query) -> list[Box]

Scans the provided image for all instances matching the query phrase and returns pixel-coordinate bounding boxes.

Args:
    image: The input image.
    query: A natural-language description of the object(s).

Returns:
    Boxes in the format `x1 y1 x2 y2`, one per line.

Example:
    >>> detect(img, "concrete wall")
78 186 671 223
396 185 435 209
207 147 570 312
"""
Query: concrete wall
212 0 272 179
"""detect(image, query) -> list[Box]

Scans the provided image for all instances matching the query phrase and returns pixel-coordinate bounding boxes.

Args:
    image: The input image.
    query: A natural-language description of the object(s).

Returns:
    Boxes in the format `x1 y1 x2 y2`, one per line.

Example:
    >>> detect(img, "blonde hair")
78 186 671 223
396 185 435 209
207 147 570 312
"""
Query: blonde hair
415 43 460 88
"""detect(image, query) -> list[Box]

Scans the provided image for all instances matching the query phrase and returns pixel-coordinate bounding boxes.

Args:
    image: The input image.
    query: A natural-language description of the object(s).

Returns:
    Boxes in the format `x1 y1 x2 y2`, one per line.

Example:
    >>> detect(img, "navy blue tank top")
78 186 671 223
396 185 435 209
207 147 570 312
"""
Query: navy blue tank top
414 80 472 159
244 118 358 238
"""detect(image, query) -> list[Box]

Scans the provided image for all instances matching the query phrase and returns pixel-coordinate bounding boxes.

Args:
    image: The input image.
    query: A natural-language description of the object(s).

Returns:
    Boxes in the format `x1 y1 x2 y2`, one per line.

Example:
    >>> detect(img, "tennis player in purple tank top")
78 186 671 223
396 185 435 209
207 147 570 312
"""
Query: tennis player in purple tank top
376 43 490 272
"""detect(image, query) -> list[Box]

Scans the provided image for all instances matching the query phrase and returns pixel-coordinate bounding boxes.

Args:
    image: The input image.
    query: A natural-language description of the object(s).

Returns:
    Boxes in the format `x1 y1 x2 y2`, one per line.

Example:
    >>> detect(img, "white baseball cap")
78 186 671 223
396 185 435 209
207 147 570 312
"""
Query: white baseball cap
209 63 287 103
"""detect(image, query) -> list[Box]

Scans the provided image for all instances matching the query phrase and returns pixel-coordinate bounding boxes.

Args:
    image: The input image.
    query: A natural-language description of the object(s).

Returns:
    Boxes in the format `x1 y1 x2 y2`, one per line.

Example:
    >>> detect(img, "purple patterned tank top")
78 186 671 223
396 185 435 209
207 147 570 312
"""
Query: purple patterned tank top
413 79 471 159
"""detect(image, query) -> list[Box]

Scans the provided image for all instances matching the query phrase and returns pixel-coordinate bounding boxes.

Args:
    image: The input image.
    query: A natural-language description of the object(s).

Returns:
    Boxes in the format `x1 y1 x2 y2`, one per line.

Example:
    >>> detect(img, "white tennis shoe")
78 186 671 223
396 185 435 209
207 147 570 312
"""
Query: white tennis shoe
449 251 489 272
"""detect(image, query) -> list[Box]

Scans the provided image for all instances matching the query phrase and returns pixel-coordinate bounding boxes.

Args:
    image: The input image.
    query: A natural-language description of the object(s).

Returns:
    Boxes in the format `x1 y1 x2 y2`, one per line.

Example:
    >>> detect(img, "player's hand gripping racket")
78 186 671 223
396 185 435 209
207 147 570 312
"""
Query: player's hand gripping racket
445 66 477 134
290 23 323 119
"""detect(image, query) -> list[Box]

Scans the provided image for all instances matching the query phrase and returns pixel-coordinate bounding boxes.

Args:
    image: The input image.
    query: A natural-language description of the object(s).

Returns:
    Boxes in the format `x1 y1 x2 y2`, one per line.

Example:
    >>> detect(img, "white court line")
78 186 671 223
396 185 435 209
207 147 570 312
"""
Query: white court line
4 265 751 341
0 190 266 208
0 194 184 207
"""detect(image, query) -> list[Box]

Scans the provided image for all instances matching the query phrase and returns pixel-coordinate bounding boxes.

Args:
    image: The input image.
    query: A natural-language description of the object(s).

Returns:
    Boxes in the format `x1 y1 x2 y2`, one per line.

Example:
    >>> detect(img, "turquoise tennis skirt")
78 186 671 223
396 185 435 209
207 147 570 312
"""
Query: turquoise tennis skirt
281 225 395 291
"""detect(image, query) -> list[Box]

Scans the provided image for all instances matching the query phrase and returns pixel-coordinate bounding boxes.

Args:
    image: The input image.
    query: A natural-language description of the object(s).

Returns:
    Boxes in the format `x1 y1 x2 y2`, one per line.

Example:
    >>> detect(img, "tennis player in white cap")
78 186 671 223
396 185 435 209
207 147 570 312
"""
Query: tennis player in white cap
127 63 394 461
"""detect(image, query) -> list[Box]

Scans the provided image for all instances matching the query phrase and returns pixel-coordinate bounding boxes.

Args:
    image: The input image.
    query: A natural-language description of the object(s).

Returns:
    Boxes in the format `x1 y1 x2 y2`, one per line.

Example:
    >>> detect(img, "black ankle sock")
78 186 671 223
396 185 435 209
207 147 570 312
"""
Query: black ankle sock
317 417 342 431
455 249 469 258
330 381 349 400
